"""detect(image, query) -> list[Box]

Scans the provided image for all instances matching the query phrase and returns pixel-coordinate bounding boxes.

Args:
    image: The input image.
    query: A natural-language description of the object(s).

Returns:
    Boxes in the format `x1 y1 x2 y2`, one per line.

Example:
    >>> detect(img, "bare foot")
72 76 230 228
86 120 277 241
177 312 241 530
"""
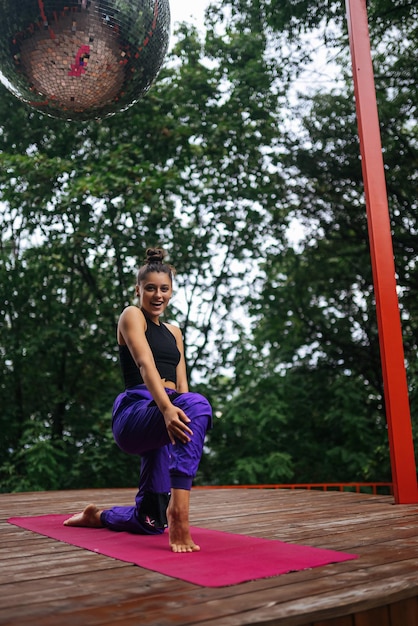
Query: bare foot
63 504 103 528
167 489 200 553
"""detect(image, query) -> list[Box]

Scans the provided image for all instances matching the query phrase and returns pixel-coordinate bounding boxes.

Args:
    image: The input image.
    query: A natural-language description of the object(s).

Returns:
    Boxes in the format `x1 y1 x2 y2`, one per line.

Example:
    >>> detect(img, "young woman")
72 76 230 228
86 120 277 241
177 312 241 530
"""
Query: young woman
64 248 212 552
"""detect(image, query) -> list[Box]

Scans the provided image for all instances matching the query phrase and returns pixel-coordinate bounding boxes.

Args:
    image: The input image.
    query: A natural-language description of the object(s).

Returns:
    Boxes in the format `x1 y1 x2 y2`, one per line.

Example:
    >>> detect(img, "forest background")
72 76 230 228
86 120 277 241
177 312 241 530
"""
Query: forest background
1 0 417 492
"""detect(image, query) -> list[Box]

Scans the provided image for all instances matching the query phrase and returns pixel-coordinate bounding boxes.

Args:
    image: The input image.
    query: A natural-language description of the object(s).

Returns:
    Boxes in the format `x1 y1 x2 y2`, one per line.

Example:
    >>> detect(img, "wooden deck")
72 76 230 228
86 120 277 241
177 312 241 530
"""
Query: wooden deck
1 487 418 626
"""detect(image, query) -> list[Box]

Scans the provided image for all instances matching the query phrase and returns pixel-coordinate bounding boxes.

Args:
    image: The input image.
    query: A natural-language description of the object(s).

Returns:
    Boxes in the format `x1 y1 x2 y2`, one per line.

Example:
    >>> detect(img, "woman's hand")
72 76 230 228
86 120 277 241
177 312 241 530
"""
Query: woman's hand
163 406 193 445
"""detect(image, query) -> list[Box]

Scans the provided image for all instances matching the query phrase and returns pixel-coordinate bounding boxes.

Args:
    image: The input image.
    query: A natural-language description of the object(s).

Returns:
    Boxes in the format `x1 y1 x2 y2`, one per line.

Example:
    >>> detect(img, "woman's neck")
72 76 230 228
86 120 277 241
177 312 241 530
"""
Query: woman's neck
141 308 161 325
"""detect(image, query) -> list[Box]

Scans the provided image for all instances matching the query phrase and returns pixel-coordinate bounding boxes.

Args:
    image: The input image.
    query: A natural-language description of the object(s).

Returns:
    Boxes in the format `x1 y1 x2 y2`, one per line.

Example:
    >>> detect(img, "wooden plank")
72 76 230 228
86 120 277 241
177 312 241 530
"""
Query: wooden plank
314 616 354 626
2 554 417 625
389 596 418 626
354 605 390 626
1 489 418 626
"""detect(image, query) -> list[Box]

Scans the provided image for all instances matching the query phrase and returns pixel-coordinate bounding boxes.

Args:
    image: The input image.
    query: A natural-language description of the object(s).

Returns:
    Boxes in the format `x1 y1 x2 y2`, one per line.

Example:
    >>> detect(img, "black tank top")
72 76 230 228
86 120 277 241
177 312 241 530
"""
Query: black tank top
118 319 181 388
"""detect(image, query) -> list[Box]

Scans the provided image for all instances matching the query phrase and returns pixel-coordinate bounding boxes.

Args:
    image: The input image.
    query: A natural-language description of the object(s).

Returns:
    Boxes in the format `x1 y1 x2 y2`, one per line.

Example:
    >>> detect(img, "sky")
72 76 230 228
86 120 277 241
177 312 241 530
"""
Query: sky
166 0 336 249
169 0 209 31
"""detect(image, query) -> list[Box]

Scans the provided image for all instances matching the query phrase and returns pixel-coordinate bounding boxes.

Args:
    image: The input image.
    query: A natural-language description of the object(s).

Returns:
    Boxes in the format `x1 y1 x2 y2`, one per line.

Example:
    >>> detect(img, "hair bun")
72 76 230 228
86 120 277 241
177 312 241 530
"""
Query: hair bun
145 247 165 264
136 247 175 285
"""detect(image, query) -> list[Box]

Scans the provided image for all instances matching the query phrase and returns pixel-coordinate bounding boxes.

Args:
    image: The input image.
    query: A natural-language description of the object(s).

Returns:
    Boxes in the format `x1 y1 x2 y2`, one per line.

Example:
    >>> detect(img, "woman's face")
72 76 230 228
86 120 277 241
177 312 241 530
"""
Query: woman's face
137 271 173 321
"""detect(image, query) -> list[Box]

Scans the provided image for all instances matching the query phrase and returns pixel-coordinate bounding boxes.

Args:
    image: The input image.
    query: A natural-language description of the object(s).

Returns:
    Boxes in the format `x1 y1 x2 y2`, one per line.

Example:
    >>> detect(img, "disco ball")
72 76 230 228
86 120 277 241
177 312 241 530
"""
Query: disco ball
0 0 170 120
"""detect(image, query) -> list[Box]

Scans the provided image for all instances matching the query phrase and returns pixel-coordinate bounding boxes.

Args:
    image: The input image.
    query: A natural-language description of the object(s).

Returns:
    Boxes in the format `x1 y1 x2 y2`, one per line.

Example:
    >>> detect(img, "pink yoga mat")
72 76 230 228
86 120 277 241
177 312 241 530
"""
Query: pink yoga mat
8 515 357 587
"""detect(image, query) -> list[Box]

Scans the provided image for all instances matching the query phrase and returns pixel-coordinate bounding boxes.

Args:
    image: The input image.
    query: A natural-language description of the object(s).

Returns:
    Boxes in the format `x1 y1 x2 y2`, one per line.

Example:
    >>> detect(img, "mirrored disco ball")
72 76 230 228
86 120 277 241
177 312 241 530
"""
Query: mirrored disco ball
0 0 170 120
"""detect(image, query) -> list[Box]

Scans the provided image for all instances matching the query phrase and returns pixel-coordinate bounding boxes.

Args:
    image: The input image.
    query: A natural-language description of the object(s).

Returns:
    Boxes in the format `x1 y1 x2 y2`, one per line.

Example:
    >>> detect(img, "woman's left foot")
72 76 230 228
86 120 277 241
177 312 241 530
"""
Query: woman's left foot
63 504 103 528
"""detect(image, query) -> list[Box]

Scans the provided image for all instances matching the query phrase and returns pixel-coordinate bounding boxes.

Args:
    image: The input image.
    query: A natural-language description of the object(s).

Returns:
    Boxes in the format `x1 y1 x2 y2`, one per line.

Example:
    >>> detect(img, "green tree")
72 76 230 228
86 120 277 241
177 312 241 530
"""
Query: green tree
202 0 417 484
1 0 416 492
0 16 285 491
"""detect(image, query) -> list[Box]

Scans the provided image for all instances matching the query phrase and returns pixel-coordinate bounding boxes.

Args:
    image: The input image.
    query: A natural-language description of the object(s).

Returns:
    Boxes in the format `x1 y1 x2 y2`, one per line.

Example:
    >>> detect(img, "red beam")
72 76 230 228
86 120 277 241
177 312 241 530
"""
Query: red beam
345 0 418 503
195 483 393 494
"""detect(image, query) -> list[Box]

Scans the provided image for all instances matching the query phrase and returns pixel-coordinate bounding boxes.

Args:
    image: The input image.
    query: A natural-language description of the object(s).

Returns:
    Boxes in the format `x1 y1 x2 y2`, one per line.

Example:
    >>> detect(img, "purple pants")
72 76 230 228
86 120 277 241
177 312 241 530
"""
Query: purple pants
100 385 212 535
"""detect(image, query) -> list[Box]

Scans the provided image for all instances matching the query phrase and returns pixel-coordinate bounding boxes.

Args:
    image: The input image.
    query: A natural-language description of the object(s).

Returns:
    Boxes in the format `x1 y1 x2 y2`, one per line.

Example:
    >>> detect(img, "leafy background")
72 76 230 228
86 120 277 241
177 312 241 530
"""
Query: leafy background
1 0 417 492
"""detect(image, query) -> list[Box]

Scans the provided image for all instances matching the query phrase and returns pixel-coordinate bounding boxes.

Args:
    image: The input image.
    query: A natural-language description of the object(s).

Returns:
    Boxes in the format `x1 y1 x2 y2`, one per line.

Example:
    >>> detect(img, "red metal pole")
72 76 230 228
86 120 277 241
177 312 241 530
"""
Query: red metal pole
345 0 418 503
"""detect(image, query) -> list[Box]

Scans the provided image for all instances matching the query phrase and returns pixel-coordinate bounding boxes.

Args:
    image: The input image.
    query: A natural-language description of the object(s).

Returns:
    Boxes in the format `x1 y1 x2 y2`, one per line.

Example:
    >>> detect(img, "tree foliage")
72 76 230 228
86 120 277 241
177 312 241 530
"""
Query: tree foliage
200 0 418 485
1 0 417 491
0 16 284 491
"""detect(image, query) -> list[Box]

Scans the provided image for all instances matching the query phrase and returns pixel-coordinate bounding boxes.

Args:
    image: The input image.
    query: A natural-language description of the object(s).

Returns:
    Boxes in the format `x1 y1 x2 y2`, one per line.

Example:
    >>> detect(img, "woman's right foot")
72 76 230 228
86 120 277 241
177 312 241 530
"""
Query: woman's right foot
167 489 200 553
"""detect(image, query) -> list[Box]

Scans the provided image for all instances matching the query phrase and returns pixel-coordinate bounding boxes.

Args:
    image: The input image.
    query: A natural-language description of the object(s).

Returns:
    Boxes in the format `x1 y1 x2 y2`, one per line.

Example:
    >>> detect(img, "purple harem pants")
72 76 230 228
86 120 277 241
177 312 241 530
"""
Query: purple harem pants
100 385 212 535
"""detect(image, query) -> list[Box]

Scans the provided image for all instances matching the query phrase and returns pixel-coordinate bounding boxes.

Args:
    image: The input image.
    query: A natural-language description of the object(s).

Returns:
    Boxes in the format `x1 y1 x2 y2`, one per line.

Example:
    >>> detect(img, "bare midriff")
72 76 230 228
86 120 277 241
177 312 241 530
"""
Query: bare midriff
162 378 176 390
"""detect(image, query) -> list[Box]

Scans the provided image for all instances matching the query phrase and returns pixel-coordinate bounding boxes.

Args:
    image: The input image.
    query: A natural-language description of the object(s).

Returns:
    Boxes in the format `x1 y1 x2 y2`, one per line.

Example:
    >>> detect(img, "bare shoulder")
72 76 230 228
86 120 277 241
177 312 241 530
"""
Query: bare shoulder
118 306 146 342
119 305 144 321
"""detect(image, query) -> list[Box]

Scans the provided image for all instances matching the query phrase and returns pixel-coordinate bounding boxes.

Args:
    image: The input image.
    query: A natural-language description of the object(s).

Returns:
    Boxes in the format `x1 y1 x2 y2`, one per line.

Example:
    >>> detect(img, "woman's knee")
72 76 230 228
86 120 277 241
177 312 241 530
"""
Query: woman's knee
174 393 212 432
179 393 211 417
188 392 211 409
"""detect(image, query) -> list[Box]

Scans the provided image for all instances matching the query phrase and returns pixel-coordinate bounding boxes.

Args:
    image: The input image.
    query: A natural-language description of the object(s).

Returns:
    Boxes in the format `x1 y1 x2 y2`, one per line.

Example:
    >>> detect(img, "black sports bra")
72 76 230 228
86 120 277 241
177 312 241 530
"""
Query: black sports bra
118 319 180 388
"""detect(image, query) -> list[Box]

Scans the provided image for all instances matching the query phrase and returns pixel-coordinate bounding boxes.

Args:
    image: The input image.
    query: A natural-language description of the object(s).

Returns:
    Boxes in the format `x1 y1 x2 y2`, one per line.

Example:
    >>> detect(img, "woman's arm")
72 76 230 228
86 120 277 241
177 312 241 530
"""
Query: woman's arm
118 306 192 444
165 323 189 393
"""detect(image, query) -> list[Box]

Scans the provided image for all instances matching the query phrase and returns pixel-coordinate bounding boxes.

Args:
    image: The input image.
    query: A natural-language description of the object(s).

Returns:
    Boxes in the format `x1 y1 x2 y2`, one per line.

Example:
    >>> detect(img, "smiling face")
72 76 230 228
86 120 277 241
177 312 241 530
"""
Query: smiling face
136 271 173 323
